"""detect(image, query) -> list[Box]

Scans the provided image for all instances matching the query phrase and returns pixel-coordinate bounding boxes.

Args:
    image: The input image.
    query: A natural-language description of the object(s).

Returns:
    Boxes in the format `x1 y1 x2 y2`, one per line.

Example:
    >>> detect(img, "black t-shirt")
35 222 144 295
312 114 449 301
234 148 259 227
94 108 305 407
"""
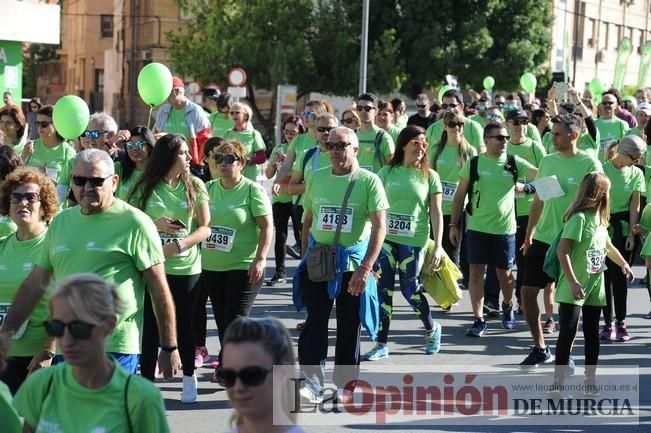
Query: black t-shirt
407 112 437 129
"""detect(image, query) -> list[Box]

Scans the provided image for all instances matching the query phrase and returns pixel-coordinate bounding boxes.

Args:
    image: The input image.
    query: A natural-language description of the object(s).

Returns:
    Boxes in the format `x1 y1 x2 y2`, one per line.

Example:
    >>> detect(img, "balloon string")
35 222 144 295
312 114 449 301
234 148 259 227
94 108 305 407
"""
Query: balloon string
147 106 153 130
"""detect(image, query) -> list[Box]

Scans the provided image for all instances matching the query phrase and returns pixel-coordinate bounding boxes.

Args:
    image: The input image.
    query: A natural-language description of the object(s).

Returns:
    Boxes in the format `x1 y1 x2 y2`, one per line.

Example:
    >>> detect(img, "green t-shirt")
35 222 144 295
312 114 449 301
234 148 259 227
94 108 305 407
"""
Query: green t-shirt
270 143 292 204
201 177 272 272
0 215 17 238
223 129 266 181
430 144 478 215
386 125 401 144
603 160 645 213
116 167 142 201
14 361 170 433
291 147 332 206
0 231 49 357
555 211 608 307
35 199 165 354
304 167 389 247
459 153 534 235
640 232 651 258
625 127 642 137
208 112 234 138
526 123 543 144
0 382 20 433
425 117 484 152
377 166 442 247
595 117 629 161
542 130 600 158
640 202 651 233
131 177 208 276
26 139 76 203
288 133 318 159
355 126 395 173
395 113 408 130
533 152 603 245
164 108 191 143
507 138 547 216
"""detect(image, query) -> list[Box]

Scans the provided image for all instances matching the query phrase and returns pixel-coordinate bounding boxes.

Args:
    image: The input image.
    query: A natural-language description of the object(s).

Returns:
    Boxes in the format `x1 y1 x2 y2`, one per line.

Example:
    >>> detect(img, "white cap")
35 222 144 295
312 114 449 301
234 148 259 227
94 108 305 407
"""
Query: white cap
637 102 651 115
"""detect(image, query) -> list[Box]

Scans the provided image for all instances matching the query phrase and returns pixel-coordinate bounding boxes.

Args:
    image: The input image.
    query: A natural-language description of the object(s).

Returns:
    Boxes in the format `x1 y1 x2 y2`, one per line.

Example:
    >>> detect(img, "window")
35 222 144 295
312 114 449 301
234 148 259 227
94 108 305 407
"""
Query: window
94 69 104 93
100 15 113 38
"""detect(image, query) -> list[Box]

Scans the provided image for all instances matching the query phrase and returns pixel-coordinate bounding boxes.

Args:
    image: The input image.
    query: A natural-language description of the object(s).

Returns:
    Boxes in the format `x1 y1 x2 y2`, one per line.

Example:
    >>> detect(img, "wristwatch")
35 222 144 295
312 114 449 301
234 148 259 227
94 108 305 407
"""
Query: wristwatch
43 349 55 359
161 346 178 353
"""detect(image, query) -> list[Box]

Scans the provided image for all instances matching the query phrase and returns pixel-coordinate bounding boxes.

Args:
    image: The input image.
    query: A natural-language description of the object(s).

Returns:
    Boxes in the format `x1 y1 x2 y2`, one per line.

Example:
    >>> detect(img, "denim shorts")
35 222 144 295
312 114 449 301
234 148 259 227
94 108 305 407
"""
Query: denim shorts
466 230 515 269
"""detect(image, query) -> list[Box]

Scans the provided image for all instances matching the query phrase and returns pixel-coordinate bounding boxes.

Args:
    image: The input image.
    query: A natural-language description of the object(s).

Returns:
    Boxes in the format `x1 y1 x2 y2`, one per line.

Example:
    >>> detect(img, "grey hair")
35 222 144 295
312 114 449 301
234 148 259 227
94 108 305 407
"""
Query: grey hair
329 126 359 148
617 135 646 159
315 112 339 126
74 149 115 175
88 112 118 133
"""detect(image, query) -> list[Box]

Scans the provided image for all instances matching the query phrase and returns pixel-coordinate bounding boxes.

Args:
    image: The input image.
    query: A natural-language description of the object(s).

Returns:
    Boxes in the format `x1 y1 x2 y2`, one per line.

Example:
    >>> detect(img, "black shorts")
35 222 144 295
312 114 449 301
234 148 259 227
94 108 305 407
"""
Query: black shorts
522 239 554 288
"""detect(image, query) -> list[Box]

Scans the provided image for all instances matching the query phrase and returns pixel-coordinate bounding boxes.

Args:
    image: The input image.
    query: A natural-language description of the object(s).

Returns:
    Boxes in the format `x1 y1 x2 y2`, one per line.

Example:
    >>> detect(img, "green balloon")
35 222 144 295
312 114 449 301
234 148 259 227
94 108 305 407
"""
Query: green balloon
52 95 90 140
438 85 453 102
137 63 173 106
483 76 495 90
520 73 537 93
589 78 604 96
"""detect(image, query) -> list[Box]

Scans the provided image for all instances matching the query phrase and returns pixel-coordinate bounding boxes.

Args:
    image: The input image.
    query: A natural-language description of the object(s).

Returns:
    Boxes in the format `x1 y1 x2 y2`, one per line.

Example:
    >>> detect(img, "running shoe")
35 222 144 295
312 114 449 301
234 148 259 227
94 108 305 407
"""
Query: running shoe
615 321 630 341
543 318 555 334
515 303 523 315
266 271 286 287
299 386 324 404
425 323 442 354
501 302 516 330
519 346 552 368
194 347 205 368
286 244 301 260
363 343 389 361
599 324 615 340
584 378 600 397
466 318 488 337
181 374 198 404
483 301 500 318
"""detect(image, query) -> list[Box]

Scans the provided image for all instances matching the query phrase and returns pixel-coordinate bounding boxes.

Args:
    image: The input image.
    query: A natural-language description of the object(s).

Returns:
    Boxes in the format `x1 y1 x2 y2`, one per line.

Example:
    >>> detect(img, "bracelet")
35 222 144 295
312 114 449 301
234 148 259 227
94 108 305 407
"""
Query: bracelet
172 239 182 254
359 263 372 273
161 346 177 353
43 349 55 359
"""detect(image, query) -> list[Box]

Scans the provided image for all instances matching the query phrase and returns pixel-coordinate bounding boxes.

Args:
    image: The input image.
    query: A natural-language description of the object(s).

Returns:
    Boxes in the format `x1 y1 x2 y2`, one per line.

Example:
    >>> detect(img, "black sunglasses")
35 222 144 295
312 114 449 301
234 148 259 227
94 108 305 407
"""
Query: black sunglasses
441 103 459 109
81 130 108 139
341 118 355 125
215 154 240 165
44 319 95 340
416 104 427 108
446 122 464 128
215 366 273 388
72 175 112 187
509 120 528 126
10 192 40 203
356 105 374 112
37 121 52 128
325 141 351 151
487 135 510 141
316 126 335 133
602 101 615 105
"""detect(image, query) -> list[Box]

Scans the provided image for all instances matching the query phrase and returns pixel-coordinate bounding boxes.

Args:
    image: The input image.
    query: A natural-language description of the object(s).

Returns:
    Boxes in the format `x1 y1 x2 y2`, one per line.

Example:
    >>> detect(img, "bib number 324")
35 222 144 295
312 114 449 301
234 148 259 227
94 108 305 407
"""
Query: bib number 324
586 248 606 274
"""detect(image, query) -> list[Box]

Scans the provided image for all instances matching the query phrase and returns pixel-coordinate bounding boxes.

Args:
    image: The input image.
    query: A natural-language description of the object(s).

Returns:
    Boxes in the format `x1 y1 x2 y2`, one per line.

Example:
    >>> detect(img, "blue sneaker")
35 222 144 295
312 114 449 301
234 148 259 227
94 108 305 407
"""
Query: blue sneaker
466 318 488 337
501 302 516 330
363 343 389 361
425 322 442 354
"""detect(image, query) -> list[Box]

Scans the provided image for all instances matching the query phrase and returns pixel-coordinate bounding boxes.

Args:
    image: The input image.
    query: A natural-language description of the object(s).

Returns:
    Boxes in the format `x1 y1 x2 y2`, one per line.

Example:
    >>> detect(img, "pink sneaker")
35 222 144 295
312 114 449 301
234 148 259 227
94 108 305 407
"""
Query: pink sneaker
198 346 209 358
615 322 630 342
194 348 205 368
599 325 614 341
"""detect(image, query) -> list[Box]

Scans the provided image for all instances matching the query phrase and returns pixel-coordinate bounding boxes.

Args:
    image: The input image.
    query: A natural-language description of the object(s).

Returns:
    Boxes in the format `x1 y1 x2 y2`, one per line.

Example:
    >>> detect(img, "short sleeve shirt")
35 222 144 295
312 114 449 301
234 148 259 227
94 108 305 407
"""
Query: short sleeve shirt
223 129 266 181
507 138 547 216
355 126 395 173
430 144 477 215
26 139 76 203
603 160 645 213
426 117 484 152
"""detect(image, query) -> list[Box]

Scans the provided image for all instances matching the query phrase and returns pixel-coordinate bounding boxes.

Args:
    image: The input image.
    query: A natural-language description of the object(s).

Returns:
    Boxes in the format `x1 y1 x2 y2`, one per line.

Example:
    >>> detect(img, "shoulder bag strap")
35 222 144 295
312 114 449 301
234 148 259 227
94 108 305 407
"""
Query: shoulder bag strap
332 169 360 247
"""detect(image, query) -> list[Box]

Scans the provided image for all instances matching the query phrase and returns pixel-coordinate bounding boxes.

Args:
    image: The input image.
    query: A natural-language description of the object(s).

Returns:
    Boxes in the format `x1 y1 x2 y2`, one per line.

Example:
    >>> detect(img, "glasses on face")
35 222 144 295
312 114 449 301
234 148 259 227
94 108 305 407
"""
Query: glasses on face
214 154 240 165
341 118 355 125
0 120 16 128
602 101 615 106
487 135 510 142
485 113 501 120
126 141 146 151
626 154 642 164
10 192 40 204
416 104 427 109
214 366 273 388
229 110 242 116
37 121 52 128
509 120 528 126
284 129 299 136
441 103 459 110
29 105 39 111
446 122 464 129
44 319 95 340
301 111 314 119
71 175 112 188
81 130 108 139
316 126 335 133
477 106 488 111
356 105 374 112
495 101 505 107
325 141 352 151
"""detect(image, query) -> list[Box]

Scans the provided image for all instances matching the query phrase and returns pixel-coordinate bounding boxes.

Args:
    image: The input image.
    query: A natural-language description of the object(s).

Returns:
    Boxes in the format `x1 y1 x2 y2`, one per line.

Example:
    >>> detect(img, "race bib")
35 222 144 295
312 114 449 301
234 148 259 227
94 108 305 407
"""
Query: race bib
586 248 606 274
599 137 615 153
0 303 29 340
441 181 457 202
159 231 190 257
202 226 236 252
387 213 415 237
317 206 353 233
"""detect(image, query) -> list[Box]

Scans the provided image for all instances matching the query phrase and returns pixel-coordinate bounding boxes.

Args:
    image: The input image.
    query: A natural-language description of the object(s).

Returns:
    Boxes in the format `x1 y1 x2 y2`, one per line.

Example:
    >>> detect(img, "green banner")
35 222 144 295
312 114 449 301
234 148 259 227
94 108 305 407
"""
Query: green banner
637 41 651 90
613 38 632 91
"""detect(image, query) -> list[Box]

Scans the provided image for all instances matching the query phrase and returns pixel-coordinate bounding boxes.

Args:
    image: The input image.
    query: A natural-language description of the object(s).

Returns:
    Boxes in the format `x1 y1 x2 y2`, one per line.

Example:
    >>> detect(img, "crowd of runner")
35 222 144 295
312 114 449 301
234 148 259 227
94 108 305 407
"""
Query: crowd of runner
0 78 650 431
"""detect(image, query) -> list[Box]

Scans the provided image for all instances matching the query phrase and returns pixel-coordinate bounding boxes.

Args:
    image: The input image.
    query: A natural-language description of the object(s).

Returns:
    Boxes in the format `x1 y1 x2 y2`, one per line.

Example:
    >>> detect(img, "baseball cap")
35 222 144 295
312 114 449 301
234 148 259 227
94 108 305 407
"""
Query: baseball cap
637 102 651 115
172 76 184 88
505 109 528 121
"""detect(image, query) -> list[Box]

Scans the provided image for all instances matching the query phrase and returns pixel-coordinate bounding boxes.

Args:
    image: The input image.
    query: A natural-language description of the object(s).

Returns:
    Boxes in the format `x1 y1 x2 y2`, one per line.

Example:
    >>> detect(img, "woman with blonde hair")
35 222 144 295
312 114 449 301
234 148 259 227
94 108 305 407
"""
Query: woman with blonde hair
552 172 634 394
216 316 304 433
340 107 361 130
224 102 267 181
14 274 170 432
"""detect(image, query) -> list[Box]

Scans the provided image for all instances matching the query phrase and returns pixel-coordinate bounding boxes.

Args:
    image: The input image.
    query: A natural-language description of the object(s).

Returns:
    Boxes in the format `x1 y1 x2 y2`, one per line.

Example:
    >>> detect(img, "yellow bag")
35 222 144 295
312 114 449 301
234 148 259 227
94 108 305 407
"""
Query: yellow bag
420 239 463 309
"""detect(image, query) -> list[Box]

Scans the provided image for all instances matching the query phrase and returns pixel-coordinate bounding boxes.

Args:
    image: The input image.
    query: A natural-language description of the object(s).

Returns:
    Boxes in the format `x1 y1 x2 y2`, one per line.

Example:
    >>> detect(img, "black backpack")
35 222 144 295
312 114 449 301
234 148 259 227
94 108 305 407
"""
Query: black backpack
465 154 518 216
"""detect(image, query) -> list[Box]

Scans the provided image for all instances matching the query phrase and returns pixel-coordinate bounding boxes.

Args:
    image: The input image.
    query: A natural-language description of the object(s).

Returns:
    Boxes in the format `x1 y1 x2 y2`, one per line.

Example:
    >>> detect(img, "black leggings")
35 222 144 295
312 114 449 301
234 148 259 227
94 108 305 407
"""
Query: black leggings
0 356 31 394
555 302 601 380
141 274 201 379
201 269 260 362
603 212 634 325
272 201 299 273
193 282 209 348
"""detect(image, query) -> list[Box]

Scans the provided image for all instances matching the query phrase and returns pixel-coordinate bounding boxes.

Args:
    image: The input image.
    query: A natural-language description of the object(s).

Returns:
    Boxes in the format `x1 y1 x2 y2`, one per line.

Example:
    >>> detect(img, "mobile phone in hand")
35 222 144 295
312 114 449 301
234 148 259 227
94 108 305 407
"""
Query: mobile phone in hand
170 219 187 229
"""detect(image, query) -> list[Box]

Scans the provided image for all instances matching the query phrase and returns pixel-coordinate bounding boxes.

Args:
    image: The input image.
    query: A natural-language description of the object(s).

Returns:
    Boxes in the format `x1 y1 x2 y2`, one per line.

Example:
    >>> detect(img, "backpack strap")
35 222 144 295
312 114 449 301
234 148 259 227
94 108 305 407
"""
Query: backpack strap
465 156 479 216
295 146 319 204
373 130 386 168
125 374 133 433
505 154 518 184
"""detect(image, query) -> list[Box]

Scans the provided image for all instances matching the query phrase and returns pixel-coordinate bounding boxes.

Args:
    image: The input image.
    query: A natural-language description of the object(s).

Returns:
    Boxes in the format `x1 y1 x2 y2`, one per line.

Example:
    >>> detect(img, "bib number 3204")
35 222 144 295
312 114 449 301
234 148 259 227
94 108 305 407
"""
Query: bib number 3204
317 206 353 233
387 213 415 237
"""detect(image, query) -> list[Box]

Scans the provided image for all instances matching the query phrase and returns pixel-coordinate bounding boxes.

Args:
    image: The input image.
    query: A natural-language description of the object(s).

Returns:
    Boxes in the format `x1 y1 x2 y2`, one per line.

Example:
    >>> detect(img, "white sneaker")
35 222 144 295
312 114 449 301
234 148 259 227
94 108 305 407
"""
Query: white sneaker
299 386 323 404
181 374 198 403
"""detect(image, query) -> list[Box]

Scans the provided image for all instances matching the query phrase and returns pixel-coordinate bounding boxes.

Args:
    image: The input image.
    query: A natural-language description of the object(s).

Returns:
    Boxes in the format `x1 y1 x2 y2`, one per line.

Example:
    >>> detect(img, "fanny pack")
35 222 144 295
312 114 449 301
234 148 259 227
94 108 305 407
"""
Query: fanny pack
306 169 359 282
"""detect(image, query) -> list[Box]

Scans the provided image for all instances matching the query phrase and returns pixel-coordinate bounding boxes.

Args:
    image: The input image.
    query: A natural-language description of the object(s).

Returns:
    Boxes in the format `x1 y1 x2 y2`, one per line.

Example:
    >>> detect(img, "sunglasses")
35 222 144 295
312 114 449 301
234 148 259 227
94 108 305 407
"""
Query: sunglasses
485 113 501 120
509 120 528 126
301 111 314 119
626 154 642 164
284 129 299 136
446 122 464 128
602 101 615 106
441 103 459 110
416 104 427 108
356 105 374 112
229 110 242 115
487 135 510 141
10 192 40 204
81 130 108 139
44 319 95 340
37 121 52 128
341 118 355 125
214 154 240 165
125 141 147 151
71 175 112 187
316 126 335 133
214 366 272 388
325 141 351 151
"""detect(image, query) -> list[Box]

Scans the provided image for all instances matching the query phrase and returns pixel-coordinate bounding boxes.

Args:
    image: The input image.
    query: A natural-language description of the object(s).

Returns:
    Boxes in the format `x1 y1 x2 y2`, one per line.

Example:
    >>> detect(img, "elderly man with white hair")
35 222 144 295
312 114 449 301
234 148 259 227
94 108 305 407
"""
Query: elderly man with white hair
80 112 130 161
292 126 388 404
